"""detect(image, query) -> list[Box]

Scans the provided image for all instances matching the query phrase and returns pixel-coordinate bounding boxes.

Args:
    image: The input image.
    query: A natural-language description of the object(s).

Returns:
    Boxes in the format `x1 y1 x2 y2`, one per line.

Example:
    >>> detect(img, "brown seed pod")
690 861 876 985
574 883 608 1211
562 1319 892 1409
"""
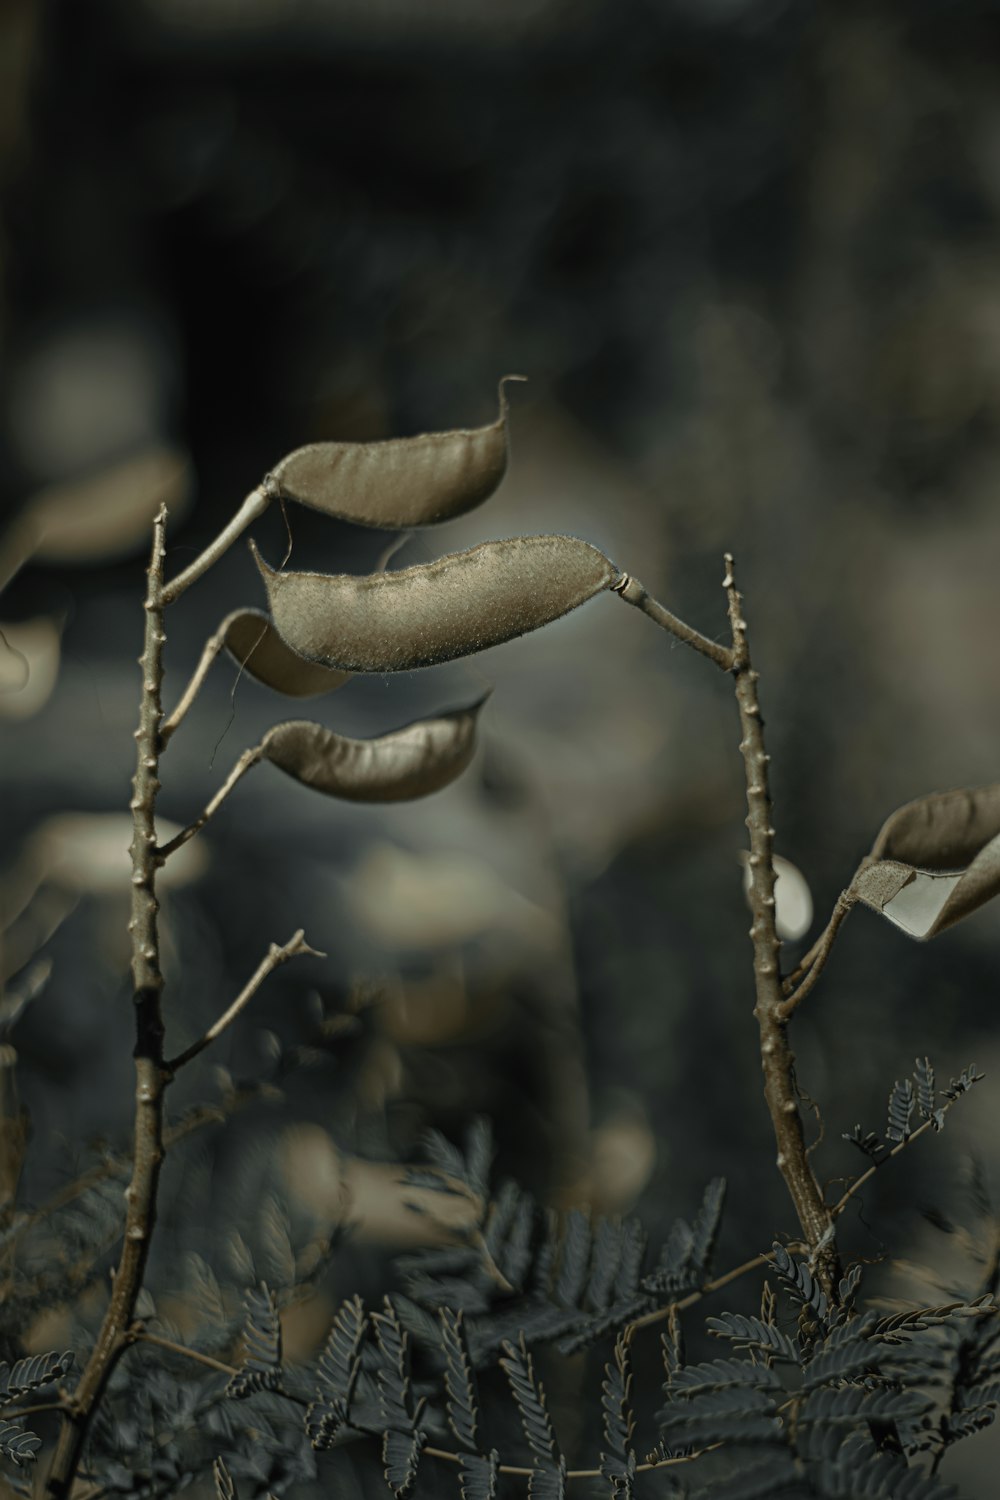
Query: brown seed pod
251 533 619 673
260 698 487 802
850 783 1000 939
266 376 524 529
221 609 350 697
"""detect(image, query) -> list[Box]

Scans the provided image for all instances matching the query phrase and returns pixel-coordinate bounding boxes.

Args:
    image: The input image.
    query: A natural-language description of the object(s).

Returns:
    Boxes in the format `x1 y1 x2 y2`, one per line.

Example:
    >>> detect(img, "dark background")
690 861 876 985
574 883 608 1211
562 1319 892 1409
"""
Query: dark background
1 0 1000 1491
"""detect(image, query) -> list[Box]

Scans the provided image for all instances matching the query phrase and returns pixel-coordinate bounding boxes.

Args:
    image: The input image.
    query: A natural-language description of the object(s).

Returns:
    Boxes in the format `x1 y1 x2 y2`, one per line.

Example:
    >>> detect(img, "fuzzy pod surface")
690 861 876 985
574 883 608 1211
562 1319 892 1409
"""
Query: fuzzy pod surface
251 534 619 673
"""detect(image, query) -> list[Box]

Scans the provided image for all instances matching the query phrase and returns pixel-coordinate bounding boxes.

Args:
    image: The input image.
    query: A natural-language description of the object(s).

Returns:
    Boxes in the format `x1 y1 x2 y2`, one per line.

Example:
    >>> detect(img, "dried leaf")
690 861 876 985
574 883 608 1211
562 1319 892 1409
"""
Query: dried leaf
221 609 350 697
268 378 521 529
260 699 485 803
3 445 191 575
850 785 1000 939
252 534 619 673
741 852 812 941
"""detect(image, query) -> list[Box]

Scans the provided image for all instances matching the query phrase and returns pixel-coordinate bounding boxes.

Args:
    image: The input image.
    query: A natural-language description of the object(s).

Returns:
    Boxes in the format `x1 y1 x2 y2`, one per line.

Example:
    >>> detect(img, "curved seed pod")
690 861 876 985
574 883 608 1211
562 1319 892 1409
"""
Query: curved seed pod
251 534 619 673
850 784 1000 939
222 609 350 697
267 377 524 529
260 698 487 803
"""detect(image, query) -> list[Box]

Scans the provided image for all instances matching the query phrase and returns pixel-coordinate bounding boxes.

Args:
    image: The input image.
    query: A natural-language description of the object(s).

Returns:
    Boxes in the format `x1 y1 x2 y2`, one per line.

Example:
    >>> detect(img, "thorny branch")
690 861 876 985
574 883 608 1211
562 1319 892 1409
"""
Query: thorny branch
46 509 170 1499
723 554 837 1284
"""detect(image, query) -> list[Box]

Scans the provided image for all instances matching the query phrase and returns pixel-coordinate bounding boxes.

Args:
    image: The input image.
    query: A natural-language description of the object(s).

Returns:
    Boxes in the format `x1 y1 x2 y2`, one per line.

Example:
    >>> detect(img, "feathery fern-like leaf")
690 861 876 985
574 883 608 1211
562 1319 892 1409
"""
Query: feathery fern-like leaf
0 1422 41 1466
527 1456 567 1500
886 1078 916 1144
668 1357 783 1396
226 1285 282 1398
0 1350 74 1402
600 1336 635 1488
690 1177 726 1273
499 1333 559 1466
316 1294 367 1398
706 1312 800 1364
913 1058 936 1122
382 1428 426 1500
439 1308 479 1452
769 1245 829 1325
213 1457 236 1500
460 1449 500 1500
553 1212 591 1310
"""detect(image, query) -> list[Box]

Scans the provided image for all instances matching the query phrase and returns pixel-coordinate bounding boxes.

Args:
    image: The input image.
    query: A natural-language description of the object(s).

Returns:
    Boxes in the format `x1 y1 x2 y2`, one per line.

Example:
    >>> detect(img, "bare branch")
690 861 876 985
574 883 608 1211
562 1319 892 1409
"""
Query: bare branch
613 573 735 671
724 553 836 1282
622 1252 772 1345
161 483 272 606
128 1330 238 1379
779 892 856 1018
155 747 263 859
47 507 171 1499
159 627 228 746
167 930 324 1072
829 1092 966 1223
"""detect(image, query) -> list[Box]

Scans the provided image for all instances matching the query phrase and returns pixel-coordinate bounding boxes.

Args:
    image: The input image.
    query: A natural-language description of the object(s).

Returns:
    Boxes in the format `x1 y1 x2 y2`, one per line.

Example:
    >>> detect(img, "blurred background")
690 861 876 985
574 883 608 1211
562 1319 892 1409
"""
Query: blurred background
1 0 1000 1491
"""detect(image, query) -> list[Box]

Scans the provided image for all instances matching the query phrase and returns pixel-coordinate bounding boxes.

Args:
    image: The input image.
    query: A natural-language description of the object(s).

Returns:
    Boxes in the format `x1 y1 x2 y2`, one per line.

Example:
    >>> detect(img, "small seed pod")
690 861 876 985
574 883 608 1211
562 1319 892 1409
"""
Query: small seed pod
260 698 487 802
850 782 1000 939
251 533 618 673
221 609 350 697
266 376 523 529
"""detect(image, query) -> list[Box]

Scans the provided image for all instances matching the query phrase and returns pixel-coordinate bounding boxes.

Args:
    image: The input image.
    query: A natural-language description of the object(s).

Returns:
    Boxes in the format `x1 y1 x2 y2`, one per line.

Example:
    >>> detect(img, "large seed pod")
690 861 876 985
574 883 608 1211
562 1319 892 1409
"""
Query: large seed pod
266 377 523 529
222 609 350 697
260 698 486 802
850 784 1000 939
251 534 619 673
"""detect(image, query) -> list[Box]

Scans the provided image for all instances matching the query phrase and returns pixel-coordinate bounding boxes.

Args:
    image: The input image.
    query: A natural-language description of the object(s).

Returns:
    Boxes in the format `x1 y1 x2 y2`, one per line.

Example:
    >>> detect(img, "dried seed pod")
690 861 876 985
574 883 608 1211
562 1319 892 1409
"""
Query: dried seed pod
850 784 1000 939
267 377 523 529
260 698 487 803
251 534 619 673
222 609 350 697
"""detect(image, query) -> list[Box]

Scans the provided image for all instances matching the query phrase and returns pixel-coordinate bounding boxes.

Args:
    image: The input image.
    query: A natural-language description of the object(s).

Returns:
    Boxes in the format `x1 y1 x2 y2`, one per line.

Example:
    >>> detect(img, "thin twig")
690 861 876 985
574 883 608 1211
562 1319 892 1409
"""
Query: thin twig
779 892 855 1014
161 484 272 606
166 930 323 1072
155 746 263 859
130 1331 238 1379
829 1097 966 1222
623 1252 772 1344
0 1400 65 1419
421 1442 722 1479
159 627 228 746
127 1330 310 1410
724 553 836 1281
612 574 735 671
